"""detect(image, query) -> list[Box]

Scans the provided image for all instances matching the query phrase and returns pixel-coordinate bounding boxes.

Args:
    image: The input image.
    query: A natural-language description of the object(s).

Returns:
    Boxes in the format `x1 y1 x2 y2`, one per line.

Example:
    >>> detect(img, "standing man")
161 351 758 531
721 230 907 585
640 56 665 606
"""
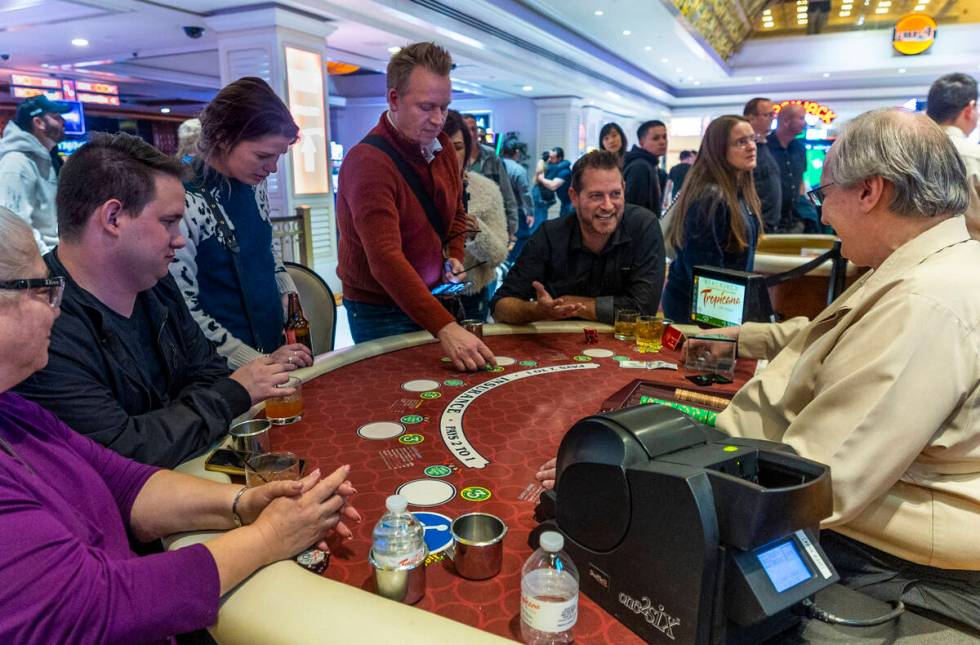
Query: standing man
500 140 534 262
623 120 668 216
463 114 518 240
927 72 980 238
336 42 494 372
768 103 807 233
744 97 783 233
666 150 696 201
0 95 70 253
492 150 665 325
536 147 574 218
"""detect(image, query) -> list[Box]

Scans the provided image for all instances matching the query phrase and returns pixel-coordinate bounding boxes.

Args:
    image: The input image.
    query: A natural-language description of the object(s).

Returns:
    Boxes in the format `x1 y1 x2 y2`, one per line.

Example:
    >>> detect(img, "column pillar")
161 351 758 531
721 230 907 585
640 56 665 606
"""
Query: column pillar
205 7 340 290
534 97 584 159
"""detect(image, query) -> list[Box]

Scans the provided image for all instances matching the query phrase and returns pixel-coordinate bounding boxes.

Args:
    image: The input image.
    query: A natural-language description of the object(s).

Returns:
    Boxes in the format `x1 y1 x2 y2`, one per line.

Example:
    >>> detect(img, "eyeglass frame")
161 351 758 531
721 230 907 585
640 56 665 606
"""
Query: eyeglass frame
806 182 835 208
728 135 757 150
0 276 66 308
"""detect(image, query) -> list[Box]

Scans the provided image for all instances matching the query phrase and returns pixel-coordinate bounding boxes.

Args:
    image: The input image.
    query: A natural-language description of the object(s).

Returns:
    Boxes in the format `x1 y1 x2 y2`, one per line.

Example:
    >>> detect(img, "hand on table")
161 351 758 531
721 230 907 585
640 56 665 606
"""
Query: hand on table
230 356 293 404
536 457 557 490
437 322 496 372
251 465 361 562
269 343 314 370
443 256 466 283
531 281 585 320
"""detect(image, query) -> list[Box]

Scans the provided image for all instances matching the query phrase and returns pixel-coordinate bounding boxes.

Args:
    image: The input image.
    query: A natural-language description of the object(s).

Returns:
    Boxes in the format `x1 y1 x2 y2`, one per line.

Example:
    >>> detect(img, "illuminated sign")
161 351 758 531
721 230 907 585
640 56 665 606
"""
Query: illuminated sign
893 14 937 56
285 46 329 195
12 87 63 100
773 100 837 125
11 74 60 89
77 92 120 106
62 80 76 101
76 80 119 95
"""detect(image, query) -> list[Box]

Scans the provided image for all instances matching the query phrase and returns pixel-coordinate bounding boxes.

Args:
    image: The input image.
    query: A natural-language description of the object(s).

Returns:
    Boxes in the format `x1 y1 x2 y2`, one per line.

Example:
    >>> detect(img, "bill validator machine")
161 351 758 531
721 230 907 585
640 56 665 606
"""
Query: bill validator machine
534 405 839 644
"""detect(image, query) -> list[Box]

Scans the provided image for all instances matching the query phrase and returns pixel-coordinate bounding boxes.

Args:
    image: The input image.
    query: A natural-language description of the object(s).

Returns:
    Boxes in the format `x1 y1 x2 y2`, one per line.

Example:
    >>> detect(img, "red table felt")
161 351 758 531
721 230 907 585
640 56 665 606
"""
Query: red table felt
270 332 754 644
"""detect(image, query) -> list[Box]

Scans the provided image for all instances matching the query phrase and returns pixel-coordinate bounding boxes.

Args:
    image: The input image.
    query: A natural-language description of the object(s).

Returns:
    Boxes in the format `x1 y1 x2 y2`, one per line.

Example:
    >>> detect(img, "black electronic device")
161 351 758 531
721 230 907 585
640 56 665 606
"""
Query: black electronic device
690 266 775 327
205 448 246 476
534 405 838 644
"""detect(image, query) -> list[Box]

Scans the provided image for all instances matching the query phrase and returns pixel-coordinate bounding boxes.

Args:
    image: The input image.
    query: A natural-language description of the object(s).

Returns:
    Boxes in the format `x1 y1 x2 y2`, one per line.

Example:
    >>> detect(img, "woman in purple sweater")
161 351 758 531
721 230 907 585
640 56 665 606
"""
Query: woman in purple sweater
0 208 359 643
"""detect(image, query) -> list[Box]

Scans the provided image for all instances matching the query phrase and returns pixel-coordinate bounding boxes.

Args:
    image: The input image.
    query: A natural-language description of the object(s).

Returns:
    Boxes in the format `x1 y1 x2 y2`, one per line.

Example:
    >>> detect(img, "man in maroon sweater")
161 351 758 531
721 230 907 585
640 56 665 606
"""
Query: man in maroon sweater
337 42 494 371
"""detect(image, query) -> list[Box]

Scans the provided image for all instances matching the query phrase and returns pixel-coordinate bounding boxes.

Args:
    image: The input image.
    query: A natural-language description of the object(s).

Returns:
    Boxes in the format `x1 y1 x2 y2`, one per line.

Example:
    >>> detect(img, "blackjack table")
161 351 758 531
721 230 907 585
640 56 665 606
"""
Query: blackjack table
169 322 965 644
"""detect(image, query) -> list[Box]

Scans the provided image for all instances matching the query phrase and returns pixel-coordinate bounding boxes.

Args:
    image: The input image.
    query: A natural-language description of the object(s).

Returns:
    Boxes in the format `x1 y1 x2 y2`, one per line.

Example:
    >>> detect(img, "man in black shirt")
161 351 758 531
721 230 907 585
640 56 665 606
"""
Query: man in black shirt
769 103 807 233
491 150 665 325
623 120 668 217
744 97 783 232
15 133 296 467
667 150 696 201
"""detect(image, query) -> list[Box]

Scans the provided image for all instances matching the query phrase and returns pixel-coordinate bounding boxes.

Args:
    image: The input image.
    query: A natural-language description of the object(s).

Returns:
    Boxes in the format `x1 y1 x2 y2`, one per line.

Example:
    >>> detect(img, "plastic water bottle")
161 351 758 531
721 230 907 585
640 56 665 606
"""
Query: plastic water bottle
371 495 426 569
520 531 579 644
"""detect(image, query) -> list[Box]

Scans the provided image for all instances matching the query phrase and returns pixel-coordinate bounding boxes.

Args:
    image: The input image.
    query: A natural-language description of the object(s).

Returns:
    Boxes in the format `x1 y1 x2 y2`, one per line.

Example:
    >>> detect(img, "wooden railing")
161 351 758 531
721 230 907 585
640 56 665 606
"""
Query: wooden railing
271 205 314 267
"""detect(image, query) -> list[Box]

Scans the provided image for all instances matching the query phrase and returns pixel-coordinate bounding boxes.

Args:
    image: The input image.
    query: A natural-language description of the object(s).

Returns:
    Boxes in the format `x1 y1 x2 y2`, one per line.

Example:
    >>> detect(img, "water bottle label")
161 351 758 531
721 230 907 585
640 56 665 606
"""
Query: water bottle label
521 593 578 633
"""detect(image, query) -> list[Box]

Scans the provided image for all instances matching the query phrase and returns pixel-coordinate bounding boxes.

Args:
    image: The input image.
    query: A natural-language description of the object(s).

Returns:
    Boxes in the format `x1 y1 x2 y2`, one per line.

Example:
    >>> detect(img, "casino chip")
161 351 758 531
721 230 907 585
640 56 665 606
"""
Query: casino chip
573 355 593 362
397 479 457 507
519 360 538 367
583 348 615 358
494 356 516 366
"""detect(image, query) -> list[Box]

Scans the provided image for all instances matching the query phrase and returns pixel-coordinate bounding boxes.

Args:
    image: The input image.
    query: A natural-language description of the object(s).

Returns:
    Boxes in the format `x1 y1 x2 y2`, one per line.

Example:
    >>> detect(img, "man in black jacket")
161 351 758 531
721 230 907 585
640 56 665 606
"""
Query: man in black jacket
15 133 293 468
623 120 668 216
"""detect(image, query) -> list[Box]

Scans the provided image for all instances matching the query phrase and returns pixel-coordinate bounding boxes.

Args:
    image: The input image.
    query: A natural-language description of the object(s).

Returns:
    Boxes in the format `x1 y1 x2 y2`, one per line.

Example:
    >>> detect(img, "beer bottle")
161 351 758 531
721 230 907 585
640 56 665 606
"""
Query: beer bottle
285 293 314 354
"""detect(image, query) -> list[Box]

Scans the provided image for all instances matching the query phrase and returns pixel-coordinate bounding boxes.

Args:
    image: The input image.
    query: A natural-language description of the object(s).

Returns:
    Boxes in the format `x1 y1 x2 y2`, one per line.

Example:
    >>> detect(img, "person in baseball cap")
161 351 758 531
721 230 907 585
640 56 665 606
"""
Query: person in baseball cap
0 95 72 252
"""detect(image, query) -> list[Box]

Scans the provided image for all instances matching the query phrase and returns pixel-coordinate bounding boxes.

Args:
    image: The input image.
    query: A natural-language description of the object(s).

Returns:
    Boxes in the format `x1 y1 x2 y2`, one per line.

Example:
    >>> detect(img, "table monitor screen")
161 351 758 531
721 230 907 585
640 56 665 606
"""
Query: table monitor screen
756 539 812 593
691 274 746 327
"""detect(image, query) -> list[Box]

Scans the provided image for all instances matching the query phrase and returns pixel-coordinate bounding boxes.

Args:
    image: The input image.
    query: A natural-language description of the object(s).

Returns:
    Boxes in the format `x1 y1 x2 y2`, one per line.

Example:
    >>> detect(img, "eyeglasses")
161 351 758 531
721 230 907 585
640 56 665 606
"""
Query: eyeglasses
806 182 835 207
0 276 65 308
729 136 756 150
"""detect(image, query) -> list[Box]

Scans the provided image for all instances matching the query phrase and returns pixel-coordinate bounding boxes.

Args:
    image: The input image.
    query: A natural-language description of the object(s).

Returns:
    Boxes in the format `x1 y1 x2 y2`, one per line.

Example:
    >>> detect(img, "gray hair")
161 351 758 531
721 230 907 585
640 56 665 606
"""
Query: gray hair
0 207 42 301
825 108 969 218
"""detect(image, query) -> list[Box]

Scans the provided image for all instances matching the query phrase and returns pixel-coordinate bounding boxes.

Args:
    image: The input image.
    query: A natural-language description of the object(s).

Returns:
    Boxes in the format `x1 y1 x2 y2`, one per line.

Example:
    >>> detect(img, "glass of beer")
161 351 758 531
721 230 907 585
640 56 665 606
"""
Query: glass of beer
244 451 301 489
614 309 639 340
635 315 668 353
265 376 303 425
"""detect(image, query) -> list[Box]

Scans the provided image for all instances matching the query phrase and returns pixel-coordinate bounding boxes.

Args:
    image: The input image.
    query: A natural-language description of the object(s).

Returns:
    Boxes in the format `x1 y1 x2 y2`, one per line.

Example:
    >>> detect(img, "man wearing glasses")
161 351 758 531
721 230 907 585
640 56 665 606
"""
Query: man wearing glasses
743 97 782 233
336 42 494 371
720 109 980 630
13 133 294 468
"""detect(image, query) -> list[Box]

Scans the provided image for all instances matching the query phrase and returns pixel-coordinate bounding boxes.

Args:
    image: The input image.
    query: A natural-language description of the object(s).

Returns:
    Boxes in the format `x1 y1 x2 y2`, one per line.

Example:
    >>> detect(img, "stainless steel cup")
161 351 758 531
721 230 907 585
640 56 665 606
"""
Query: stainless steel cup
450 513 507 580
460 319 484 339
369 549 427 605
229 419 271 454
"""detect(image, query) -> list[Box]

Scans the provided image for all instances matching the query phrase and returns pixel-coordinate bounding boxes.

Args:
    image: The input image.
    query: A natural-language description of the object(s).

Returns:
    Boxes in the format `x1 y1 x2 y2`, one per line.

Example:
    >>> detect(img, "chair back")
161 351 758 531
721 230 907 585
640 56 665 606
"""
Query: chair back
284 262 336 354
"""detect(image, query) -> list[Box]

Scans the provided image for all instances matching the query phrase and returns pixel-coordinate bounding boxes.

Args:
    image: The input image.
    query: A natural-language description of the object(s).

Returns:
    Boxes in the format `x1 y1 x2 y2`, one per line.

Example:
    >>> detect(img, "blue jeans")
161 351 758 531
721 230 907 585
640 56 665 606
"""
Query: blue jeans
344 299 422 343
509 201 551 262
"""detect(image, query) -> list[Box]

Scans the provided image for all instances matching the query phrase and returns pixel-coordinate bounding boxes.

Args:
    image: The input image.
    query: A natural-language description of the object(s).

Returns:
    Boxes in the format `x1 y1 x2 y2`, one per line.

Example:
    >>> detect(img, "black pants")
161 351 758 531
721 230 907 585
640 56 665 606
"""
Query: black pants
822 530 980 633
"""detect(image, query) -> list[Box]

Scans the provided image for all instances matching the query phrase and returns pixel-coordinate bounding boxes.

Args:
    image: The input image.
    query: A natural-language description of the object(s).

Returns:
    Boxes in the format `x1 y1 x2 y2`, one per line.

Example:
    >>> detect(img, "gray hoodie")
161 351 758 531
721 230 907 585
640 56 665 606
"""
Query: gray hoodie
0 120 59 252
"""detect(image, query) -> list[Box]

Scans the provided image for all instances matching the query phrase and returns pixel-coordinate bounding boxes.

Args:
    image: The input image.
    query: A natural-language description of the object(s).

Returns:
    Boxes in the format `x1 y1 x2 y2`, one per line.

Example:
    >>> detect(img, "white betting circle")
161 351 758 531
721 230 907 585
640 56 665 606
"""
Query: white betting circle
401 379 441 392
582 348 615 358
494 356 516 366
397 479 457 507
357 421 405 440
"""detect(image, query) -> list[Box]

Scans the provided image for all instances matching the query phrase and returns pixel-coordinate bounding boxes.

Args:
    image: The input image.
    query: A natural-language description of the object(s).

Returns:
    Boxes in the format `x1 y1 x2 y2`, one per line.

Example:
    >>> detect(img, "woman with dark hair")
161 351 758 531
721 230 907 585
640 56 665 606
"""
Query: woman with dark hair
599 122 627 165
443 111 508 321
172 77 313 369
662 115 763 322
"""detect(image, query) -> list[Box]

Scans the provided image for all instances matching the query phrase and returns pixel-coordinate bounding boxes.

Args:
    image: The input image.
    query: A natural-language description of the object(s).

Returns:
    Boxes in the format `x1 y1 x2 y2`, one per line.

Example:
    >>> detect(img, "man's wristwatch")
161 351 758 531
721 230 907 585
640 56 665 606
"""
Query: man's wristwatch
231 486 248 527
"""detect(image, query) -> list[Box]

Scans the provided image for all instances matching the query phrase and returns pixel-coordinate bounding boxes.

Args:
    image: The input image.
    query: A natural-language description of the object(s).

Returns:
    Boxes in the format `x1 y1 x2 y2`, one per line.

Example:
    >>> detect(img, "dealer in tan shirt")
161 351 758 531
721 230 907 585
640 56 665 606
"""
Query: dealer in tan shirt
717 109 980 630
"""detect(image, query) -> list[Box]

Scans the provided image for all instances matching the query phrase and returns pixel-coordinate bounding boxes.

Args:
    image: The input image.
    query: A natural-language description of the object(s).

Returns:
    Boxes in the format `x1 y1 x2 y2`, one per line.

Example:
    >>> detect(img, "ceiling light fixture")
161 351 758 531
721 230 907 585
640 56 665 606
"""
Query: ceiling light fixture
755 76 763 81
622 30 631 35
675 67 682 73
913 4 925 9
839 11 851 16
522 85 533 91
594 10 604 16
644 45 652 51
160 107 171 114
71 38 89 47
387 46 401 54
898 67 907 73
823 72 831 78
694 81 701 85
661 57 669 63
605 90 621 99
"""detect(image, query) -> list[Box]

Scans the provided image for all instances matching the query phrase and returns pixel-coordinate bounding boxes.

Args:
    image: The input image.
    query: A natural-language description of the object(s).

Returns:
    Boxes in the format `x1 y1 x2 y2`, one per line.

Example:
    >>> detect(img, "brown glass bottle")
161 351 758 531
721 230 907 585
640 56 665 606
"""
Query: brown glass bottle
284 293 314 353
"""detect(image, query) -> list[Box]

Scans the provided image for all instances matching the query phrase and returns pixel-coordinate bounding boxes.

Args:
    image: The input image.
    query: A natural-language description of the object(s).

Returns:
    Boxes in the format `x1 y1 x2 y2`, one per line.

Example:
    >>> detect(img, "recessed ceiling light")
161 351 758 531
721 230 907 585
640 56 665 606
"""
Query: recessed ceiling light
755 76 763 81
693 81 701 85
913 4 924 9
661 57 669 63
675 67 682 73
71 38 89 47
898 68 907 73
594 10 604 16
387 46 401 54
822 72 831 78
160 107 171 114
875 7 888 13
622 30 631 35
522 85 533 91
605 90 621 99
686 75 693 81
644 45 652 51
839 11 851 16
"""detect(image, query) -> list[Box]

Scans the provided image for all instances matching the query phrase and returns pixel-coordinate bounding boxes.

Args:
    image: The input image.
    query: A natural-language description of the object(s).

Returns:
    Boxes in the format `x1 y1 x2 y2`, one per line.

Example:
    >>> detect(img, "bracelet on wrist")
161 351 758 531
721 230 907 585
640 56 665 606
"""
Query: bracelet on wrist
231 486 248 527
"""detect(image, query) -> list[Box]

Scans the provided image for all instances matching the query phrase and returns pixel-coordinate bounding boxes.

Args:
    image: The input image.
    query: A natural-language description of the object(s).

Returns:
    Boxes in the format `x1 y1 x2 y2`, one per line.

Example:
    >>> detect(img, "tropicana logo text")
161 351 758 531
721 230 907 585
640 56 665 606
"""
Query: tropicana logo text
700 288 741 307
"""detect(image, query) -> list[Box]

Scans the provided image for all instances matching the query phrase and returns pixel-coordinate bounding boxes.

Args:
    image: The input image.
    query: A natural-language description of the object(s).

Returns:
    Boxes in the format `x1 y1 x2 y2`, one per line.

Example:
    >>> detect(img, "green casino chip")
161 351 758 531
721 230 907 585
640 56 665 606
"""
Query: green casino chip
400 414 425 425
573 355 592 362
519 360 537 367
485 366 505 373
443 379 465 387
460 486 492 501
612 355 630 362
424 465 453 478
